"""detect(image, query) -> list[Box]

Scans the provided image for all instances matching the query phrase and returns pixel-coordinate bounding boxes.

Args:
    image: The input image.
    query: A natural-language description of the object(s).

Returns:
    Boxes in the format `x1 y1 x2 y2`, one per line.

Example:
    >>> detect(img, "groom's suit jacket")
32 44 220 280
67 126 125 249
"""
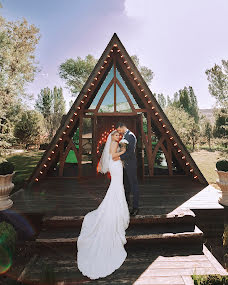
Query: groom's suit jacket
120 130 137 167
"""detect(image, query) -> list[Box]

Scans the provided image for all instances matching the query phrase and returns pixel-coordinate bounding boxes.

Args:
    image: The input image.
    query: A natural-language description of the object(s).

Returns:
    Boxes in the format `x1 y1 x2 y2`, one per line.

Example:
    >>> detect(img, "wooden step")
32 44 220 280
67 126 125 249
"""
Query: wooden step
36 225 203 249
17 244 227 285
42 208 196 229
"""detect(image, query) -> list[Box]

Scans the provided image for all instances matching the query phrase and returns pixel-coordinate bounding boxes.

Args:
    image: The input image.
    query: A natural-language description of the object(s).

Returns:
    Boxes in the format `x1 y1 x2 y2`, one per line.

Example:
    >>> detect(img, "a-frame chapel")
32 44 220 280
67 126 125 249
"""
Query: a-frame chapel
28 33 208 186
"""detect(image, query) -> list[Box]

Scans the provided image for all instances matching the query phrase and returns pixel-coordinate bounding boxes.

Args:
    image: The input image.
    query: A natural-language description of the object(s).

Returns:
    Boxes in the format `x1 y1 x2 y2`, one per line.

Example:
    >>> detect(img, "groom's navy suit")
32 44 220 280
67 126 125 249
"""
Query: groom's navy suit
120 129 139 209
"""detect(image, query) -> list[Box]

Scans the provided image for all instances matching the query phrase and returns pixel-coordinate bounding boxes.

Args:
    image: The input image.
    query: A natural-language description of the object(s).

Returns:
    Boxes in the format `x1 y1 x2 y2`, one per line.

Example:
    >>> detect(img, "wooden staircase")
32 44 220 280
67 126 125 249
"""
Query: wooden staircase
36 208 204 250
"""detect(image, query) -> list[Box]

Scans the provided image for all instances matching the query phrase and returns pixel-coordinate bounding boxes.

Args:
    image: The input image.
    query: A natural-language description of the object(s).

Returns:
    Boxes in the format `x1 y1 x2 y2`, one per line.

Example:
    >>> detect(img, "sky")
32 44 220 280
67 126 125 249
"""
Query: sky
1 0 228 111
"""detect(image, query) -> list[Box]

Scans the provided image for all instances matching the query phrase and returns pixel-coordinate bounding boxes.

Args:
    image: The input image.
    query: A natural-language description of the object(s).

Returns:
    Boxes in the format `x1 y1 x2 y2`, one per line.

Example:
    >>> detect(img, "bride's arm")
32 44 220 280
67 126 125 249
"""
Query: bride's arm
110 142 125 159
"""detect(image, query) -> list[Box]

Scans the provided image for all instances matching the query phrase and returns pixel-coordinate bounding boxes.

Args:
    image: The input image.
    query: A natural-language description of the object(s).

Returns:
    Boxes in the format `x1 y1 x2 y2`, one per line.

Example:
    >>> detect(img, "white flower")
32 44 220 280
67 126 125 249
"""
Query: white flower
119 139 129 145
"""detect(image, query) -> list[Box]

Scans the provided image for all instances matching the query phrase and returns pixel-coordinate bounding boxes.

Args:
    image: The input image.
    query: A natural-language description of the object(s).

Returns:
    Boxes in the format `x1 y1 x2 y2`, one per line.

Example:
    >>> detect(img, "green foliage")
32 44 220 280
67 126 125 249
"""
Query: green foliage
0 16 40 107
40 263 56 285
59 54 153 97
169 86 200 123
153 93 167 109
35 87 53 119
192 274 228 284
0 161 14 175
35 86 66 139
0 221 17 256
165 105 200 150
213 108 228 139
206 61 228 108
14 110 46 147
216 160 228 172
59 54 98 96
131 55 154 85
0 14 39 152
200 116 213 149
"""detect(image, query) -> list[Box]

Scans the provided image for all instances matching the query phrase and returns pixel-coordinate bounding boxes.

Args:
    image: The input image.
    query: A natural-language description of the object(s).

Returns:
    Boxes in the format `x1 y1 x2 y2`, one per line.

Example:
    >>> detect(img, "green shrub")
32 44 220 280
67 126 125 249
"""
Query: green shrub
0 222 17 255
0 161 15 175
216 159 228 172
192 274 228 284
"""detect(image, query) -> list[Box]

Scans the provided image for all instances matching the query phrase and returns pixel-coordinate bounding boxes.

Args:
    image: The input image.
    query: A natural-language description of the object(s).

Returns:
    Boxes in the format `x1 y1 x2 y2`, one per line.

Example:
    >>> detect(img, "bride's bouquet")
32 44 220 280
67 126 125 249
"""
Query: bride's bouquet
119 138 129 151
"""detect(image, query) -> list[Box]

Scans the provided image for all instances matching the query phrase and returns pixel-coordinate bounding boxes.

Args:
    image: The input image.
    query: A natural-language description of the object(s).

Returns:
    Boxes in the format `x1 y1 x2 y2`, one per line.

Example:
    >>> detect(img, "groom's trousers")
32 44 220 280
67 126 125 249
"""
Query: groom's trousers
123 164 139 209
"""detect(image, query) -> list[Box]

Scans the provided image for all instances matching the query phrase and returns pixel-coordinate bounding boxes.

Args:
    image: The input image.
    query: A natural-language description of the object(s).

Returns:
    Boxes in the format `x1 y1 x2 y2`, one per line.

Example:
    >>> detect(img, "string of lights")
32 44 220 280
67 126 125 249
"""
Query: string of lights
34 43 198 182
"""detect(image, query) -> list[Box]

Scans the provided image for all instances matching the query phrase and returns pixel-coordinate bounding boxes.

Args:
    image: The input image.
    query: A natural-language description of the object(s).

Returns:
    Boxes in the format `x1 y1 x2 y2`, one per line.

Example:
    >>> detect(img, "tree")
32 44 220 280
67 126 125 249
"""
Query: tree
14 110 46 148
206 61 228 108
168 86 200 123
35 86 66 139
52 86 66 132
153 93 167 109
131 55 154 85
59 55 97 96
0 15 40 151
0 17 40 109
212 108 228 149
59 54 154 97
200 116 213 149
35 87 53 119
165 105 200 151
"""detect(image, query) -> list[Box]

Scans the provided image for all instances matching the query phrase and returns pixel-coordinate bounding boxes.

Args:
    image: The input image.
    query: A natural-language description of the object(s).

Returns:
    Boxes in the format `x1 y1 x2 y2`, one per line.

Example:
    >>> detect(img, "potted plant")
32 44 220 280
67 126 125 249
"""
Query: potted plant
216 159 228 206
0 161 15 210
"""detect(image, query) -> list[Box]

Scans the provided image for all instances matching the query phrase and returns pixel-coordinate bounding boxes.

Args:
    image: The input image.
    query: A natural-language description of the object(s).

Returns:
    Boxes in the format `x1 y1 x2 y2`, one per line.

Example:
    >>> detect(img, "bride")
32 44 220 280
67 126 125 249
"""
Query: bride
77 130 130 279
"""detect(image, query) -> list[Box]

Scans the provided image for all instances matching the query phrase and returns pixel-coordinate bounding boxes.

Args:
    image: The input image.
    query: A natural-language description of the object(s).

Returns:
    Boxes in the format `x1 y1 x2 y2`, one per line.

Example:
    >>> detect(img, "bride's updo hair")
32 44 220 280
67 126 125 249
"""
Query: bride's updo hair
111 130 118 136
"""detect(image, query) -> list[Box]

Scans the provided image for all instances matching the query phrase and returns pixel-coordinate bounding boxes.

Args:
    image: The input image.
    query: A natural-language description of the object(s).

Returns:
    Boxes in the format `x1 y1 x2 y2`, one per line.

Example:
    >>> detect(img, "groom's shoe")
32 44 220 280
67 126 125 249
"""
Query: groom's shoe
130 208 139 216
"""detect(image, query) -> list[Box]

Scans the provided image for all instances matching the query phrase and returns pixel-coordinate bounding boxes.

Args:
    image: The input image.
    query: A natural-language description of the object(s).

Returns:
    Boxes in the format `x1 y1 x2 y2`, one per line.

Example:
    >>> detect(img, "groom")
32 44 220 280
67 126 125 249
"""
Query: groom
116 122 139 216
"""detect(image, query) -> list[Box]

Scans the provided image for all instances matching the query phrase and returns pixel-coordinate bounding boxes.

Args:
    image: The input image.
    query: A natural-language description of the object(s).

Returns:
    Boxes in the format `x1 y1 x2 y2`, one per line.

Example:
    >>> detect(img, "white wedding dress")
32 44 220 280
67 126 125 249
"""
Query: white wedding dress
77 136 130 280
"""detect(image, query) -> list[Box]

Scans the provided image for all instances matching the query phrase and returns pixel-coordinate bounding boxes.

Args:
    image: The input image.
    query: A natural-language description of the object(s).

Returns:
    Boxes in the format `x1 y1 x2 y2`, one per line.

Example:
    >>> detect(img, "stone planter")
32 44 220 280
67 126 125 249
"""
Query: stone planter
0 171 15 210
216 169 228 206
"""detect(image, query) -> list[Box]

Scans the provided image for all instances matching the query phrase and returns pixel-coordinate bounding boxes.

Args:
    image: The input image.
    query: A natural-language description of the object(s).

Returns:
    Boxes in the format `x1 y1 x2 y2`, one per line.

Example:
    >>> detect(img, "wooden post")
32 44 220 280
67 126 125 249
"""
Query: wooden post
114 54 117 112
147 113 153 176
137 114 145 182
92 115 98 169
78 114 83 177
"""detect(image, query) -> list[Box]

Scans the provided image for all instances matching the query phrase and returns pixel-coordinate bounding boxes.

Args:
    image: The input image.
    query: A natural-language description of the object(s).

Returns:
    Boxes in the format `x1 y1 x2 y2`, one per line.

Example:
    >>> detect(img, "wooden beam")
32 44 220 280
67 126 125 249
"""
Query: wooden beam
84 108 147 113
92 112 141 116
95 78 114 113
58 139 66 177
116 78 137 113
114 54 117 112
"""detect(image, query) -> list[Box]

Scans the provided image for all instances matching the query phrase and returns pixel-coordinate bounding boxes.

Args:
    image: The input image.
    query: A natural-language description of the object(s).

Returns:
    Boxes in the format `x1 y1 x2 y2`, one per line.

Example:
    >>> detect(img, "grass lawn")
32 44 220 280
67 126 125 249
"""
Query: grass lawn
1 150 45 193
191 149 228 184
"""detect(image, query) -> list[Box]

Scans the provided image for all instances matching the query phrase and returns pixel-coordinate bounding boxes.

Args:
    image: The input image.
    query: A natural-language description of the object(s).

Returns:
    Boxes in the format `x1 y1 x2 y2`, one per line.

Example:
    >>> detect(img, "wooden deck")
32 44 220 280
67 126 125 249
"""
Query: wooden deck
2 176 227 285
9 175 213 216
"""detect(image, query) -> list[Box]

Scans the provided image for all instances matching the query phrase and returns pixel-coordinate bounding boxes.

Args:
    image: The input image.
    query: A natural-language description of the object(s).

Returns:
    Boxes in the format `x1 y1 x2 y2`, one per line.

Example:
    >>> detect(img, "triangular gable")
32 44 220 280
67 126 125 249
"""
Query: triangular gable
27 33 208 185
